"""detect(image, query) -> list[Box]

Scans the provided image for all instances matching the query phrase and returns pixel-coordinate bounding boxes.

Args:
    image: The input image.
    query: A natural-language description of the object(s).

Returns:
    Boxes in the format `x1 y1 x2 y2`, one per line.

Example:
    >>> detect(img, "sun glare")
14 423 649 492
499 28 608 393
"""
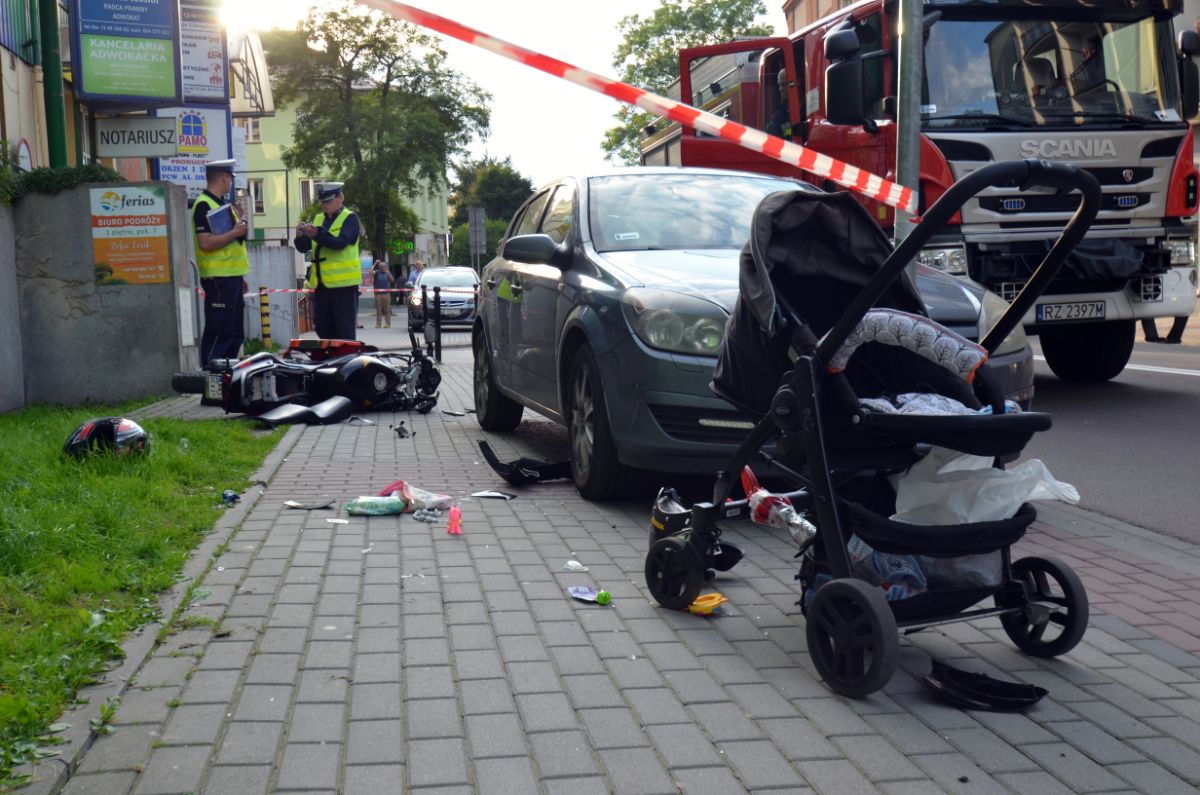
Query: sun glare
220 0 316 36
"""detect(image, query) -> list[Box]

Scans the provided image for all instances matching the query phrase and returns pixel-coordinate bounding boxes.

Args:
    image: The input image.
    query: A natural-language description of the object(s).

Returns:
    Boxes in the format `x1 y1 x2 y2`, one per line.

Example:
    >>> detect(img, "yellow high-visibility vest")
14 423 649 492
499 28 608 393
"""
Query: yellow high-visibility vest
304 208 360 289
193 193 249 278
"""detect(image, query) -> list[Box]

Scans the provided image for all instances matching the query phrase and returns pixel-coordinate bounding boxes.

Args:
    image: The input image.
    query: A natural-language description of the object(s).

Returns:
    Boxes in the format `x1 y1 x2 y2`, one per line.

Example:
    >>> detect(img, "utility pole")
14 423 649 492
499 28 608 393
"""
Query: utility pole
38 0 69 167
894 0 924 254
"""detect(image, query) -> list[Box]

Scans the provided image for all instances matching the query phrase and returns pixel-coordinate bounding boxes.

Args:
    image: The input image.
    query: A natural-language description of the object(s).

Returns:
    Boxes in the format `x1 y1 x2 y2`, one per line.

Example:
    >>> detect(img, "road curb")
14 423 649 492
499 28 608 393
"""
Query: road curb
12 424 303 795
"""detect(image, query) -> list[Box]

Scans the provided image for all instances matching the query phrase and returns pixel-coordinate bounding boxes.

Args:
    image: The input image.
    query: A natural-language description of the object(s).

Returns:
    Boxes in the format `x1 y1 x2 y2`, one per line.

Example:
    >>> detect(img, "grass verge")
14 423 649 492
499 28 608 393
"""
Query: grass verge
0 404 279 789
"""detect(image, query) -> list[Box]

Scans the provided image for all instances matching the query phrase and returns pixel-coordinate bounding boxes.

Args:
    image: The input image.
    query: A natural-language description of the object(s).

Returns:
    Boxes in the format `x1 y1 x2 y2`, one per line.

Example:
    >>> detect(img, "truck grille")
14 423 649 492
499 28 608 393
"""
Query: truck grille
980 193 1149 214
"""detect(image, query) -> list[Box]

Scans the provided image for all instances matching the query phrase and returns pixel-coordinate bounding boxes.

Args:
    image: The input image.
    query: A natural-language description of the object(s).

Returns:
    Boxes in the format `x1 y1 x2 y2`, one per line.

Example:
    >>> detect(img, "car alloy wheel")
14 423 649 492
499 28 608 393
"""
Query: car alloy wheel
569 361 595 484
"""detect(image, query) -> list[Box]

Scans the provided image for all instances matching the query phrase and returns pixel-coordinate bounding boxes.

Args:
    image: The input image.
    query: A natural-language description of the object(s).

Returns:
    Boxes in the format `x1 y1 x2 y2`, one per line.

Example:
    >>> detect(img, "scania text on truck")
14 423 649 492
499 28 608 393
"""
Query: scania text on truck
643 0 1200 381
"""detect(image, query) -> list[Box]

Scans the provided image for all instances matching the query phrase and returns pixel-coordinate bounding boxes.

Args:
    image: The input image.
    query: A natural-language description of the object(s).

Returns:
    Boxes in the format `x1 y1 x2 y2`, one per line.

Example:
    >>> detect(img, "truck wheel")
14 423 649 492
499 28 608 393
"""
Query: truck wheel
1039 320 1134 382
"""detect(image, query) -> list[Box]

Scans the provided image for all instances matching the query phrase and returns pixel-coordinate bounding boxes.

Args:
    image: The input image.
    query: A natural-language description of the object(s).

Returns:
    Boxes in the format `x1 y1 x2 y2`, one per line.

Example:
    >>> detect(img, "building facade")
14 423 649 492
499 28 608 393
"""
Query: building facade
238 104 450 267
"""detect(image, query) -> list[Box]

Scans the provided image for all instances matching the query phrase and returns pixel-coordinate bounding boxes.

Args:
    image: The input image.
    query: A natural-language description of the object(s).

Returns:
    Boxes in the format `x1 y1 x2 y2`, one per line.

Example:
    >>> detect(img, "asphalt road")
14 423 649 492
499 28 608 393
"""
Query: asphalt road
1023 333 1200 544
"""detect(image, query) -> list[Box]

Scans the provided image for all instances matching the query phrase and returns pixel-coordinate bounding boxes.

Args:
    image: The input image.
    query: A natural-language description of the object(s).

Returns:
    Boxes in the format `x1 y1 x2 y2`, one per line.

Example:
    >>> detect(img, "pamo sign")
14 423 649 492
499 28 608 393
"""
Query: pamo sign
96 117 178 158
1018 139 1117 160
152 106 231 199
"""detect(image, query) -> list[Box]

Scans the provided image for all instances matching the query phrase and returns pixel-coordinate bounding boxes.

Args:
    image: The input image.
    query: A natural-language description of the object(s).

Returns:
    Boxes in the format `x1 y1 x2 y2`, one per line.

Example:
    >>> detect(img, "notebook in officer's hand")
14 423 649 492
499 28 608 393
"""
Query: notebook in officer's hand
206 204 236 234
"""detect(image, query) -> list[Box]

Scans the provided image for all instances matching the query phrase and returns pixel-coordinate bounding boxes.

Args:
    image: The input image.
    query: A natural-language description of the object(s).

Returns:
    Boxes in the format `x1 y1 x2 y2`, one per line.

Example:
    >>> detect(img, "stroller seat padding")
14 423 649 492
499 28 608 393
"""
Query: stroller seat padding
855 410 1052 458
825 309 987 384
843 500 1036 557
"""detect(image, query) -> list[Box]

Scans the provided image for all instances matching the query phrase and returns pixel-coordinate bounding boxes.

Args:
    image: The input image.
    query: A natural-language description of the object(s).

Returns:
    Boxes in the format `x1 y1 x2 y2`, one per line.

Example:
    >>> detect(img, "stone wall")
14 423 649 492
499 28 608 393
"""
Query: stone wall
15 182 197 405
0 206 23 412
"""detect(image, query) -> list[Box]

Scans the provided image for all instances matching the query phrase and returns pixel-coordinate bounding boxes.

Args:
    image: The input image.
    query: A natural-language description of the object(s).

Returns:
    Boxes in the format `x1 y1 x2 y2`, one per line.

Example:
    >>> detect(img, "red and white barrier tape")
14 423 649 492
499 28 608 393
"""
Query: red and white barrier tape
356 0 917 214
194 286 479 298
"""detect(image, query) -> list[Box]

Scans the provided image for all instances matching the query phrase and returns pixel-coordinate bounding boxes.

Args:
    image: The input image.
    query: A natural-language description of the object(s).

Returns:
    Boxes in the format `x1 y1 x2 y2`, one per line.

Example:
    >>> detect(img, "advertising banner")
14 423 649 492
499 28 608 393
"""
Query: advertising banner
90 186 171 285
152 105 232 199
72 0 182 104
180 0 228 103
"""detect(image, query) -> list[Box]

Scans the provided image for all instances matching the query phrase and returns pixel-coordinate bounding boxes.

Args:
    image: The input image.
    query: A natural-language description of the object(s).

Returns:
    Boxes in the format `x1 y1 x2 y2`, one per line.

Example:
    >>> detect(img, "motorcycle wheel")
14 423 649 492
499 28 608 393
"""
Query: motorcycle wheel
172 372 206 394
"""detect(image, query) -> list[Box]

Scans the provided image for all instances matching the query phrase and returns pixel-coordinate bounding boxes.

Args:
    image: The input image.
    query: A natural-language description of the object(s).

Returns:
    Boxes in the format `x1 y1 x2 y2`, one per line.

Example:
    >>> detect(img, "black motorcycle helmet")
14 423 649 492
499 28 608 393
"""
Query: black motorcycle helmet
64 417 149 458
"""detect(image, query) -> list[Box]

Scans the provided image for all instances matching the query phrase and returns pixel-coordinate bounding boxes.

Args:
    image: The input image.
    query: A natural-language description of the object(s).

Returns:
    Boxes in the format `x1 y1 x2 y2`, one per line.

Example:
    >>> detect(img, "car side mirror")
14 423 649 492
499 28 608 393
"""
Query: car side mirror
503 233 563 266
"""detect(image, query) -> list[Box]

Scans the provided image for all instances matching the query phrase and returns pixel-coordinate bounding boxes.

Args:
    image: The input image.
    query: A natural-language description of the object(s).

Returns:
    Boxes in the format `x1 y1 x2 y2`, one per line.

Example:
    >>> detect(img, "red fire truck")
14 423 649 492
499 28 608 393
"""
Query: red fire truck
642 0 1200 381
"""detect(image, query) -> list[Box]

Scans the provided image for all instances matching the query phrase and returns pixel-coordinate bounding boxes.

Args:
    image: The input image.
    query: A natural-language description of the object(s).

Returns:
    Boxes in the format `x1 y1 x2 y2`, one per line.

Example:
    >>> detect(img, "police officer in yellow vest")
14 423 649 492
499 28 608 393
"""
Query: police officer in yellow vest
293 182 361 340
193 159 249 364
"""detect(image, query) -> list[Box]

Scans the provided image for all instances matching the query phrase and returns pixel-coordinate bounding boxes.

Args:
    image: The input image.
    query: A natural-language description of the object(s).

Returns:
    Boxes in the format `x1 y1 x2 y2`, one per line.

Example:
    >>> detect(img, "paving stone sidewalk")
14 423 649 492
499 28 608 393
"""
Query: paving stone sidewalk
34 332 1200 794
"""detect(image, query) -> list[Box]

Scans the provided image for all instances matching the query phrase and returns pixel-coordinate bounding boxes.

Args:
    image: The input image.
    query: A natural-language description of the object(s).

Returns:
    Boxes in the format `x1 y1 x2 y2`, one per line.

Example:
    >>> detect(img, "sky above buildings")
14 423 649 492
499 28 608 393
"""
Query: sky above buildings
221 0 783 189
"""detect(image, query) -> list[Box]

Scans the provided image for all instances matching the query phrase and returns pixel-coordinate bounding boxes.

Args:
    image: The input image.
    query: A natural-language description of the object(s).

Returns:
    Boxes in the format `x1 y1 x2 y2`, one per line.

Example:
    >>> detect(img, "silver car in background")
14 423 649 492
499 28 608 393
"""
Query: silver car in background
472 168 1033 500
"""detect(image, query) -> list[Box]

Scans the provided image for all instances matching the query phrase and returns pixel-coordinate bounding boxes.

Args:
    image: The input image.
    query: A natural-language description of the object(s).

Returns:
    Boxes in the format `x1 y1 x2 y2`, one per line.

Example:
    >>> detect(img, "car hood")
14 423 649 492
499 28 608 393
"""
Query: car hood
597 249 743 311
596 248 982 324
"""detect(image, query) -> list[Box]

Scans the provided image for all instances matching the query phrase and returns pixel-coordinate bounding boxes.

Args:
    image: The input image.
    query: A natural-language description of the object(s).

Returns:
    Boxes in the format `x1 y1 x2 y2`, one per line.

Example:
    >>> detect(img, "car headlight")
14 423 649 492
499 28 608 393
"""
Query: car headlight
979 290 1028 357
1162 238 1195 266
918 245 968 275
621 288 727 356
409 292 422 306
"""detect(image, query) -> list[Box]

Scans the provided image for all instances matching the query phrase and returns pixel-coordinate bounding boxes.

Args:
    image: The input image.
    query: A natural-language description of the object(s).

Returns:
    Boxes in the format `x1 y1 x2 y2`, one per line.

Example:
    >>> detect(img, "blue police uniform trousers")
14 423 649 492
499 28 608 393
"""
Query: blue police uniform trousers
199 276 246 364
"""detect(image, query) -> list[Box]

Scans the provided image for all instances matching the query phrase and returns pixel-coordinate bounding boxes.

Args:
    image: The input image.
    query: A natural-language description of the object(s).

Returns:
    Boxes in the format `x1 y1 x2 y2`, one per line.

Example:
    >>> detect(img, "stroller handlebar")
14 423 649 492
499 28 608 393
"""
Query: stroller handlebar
815 159 1102 362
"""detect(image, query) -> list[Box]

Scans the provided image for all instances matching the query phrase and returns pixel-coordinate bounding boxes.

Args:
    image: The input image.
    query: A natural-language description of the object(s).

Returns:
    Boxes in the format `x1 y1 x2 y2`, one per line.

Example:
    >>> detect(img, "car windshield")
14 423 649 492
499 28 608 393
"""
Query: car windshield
922 14 1182 128
419 270 477 287
589 173 802 253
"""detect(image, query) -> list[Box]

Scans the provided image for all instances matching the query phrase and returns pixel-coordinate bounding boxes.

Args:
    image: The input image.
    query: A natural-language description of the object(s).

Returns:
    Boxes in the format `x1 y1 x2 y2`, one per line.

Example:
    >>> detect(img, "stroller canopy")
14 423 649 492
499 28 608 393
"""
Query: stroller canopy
714 190 929 416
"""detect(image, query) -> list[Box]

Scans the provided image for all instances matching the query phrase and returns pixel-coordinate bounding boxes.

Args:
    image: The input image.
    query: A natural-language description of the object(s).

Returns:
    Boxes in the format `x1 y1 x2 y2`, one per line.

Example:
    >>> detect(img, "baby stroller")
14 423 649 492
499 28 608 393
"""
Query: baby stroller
644 160 1100 697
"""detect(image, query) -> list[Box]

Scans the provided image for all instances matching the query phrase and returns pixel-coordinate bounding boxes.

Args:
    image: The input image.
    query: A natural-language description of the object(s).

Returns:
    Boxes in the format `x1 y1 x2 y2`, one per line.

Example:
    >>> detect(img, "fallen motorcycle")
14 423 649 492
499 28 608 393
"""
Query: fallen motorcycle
172 339 440 423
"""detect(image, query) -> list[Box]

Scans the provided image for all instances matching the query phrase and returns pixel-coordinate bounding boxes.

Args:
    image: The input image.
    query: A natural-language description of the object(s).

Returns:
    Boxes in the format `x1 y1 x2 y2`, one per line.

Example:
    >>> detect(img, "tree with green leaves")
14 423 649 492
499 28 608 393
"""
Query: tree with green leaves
449 156 534 227
601 0 772 164
263 1 490 258
449 217 507 268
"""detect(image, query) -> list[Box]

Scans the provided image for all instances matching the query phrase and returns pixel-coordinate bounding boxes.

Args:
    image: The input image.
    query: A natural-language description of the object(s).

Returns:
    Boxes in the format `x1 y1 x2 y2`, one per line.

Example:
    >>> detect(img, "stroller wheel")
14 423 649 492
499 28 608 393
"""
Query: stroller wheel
999 556 1088 658
806 578 898 698
645 536 703 611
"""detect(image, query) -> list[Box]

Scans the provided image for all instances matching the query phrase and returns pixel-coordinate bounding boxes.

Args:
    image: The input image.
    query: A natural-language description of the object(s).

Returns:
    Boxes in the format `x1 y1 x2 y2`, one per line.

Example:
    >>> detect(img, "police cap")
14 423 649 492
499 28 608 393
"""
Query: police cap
317 182 344 202
205 159 237 178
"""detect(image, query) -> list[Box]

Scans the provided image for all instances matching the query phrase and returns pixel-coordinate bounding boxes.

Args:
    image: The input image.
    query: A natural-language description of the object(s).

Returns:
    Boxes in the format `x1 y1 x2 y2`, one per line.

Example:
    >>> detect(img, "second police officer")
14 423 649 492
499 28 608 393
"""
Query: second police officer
294 182 361 340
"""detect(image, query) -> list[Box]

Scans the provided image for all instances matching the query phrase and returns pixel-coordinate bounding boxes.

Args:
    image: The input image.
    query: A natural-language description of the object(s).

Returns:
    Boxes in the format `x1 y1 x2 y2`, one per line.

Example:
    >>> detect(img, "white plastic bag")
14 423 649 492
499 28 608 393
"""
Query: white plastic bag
891 446 1079 525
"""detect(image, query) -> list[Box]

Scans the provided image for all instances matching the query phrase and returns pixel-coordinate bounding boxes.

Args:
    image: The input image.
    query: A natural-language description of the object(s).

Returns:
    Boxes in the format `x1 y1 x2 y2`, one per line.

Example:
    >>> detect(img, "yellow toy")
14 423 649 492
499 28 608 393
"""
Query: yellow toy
687 593 728 616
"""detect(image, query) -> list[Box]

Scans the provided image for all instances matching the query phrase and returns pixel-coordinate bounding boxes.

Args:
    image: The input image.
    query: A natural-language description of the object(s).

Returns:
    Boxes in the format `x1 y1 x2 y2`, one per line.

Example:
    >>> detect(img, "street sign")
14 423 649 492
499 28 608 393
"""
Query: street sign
71 0 183 104
468 207 486 257
96 117 178 158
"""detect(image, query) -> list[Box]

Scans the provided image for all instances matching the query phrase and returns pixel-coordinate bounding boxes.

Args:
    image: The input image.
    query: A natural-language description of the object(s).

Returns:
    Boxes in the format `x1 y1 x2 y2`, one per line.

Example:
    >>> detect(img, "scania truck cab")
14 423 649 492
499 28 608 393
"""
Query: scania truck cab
647 0 1200 381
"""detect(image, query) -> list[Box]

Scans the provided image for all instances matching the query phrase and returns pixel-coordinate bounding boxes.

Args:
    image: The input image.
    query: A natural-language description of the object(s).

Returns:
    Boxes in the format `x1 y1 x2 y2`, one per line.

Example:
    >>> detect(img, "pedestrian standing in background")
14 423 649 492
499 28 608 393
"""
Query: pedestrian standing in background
406 259 426 291
193 159 249 365
293 182 361 340
372 260 396 328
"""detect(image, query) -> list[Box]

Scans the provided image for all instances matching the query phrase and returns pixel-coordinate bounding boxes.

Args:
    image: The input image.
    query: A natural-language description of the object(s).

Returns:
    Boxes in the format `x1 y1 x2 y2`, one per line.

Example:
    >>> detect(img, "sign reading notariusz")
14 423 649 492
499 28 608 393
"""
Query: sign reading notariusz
72 0 182 103
96 117 178 158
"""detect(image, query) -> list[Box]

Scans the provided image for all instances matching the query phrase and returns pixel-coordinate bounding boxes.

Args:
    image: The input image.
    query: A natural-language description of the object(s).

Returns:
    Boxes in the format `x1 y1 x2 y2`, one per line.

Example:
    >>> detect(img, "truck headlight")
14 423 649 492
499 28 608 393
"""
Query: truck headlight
979 290 1028 357
1162 238 1195 266
621 288 727 356
918 245 968 275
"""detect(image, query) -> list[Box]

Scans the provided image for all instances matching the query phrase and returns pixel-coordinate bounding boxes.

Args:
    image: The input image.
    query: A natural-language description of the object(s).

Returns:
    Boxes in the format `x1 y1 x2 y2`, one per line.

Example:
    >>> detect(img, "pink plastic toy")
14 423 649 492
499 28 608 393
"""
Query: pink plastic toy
447 505 462 535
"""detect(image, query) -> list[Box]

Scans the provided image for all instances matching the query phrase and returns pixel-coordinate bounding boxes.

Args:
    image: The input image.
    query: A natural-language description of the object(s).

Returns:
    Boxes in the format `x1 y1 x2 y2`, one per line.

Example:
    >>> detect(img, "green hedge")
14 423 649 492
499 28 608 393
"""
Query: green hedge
0 163 125 206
